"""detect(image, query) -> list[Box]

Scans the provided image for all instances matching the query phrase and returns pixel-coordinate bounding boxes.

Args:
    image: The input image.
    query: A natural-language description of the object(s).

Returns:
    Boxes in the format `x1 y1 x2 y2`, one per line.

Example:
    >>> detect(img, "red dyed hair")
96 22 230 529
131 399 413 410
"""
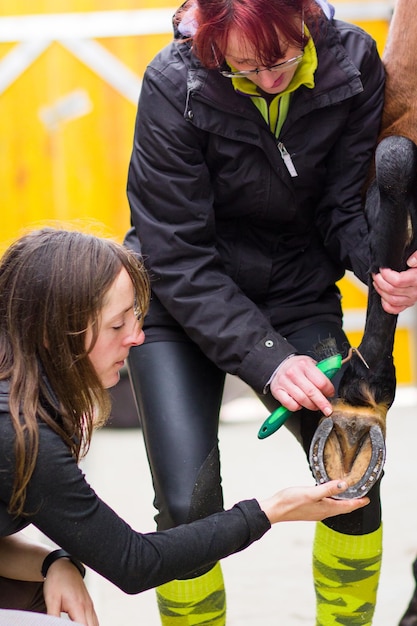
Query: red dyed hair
180 0 322 69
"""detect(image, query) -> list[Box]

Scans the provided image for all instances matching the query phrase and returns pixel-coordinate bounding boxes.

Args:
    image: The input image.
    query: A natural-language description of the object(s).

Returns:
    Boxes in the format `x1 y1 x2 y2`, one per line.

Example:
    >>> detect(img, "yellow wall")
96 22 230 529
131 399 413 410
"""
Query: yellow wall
0 1 414 383
0 0 175 251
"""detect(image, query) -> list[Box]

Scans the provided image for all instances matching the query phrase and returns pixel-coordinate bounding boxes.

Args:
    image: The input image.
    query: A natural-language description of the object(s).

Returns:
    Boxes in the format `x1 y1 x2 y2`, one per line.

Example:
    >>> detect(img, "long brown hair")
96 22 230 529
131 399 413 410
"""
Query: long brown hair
0 228 150 515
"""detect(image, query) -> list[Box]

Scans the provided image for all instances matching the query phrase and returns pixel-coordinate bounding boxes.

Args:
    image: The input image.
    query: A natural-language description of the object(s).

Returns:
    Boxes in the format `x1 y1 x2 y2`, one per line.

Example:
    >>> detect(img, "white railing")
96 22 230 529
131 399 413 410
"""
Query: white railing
0 3 395 99
332 1 394 20
0 3 395 43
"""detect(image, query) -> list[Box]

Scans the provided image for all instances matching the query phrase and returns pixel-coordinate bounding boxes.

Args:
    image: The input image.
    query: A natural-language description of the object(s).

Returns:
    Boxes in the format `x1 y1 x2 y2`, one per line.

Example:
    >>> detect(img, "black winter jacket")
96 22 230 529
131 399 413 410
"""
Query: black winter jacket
125 13 385 394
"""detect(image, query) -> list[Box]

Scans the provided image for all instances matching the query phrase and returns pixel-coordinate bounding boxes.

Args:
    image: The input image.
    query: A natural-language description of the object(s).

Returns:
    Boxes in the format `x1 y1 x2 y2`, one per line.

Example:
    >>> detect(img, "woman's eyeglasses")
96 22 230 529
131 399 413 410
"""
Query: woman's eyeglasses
219 54 303 78
213 15 304 79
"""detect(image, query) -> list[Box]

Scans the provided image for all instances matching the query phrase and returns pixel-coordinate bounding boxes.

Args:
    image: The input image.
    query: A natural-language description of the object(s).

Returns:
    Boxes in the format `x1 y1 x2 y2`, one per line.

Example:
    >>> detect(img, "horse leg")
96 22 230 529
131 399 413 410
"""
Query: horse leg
310 135 417 498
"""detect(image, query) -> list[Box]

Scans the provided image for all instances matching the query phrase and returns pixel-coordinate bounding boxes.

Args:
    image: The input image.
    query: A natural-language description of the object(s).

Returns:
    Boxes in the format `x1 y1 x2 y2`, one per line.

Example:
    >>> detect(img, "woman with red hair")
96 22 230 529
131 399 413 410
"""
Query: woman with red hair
125 1 417 623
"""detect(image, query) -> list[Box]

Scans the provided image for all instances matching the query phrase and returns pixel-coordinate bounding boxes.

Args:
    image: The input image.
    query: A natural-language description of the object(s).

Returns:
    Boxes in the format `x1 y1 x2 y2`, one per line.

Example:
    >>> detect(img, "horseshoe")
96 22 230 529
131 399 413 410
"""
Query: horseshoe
309 416 386 499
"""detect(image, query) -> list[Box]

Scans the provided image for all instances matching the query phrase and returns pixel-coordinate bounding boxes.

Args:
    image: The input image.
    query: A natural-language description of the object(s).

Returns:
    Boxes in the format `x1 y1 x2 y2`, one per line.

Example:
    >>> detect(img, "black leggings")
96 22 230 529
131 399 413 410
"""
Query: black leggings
128 321 381 564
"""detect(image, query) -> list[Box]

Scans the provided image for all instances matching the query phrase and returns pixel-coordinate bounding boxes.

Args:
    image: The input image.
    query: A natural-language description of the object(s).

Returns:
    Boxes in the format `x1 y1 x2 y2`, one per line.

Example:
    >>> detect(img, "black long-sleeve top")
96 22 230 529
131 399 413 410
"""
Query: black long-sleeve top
0 381 270 593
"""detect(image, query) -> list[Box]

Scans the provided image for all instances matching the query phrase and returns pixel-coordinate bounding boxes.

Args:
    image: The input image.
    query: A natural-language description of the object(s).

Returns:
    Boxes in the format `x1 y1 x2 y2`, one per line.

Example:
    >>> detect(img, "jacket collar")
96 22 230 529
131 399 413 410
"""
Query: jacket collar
229 30 317 97
183 17 364 118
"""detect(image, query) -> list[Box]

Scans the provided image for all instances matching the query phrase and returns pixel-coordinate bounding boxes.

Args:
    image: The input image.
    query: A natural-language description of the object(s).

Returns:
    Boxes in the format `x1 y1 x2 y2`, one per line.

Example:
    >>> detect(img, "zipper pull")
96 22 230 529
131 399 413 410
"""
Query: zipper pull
277 142 298 178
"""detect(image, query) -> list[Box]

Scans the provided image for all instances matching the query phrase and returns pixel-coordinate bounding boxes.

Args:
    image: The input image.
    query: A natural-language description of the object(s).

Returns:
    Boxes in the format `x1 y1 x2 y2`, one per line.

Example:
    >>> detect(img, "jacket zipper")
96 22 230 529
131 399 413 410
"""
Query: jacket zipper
277 141 298 178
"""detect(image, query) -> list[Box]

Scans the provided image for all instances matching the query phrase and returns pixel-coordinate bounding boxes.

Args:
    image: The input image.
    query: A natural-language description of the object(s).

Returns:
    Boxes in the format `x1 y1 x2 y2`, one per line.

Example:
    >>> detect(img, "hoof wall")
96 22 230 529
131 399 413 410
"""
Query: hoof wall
309 417 386 499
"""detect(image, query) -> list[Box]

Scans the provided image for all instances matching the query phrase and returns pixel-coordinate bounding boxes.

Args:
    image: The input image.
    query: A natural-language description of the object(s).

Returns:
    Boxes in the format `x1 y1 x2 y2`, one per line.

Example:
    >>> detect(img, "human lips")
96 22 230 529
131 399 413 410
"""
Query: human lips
257 72 286 94
273 74 284 88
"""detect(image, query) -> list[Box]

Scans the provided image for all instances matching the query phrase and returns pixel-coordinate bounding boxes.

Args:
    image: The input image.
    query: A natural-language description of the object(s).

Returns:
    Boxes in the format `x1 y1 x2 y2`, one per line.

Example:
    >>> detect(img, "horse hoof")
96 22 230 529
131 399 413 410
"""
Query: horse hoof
309 415 386 499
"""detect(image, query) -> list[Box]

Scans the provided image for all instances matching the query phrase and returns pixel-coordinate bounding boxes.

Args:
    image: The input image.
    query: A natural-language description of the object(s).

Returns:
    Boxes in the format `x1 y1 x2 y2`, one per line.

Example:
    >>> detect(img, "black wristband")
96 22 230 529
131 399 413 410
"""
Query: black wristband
41 549 86 579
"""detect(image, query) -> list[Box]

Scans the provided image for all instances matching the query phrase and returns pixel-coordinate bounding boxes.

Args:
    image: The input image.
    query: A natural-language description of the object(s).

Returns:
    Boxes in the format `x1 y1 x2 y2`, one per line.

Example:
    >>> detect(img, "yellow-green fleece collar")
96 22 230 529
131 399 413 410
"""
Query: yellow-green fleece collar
230 33 318 137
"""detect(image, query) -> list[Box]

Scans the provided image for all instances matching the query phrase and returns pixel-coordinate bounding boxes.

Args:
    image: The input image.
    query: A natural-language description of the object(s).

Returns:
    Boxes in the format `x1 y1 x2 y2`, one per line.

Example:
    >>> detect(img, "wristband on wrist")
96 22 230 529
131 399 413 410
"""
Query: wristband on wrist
41 549 86 579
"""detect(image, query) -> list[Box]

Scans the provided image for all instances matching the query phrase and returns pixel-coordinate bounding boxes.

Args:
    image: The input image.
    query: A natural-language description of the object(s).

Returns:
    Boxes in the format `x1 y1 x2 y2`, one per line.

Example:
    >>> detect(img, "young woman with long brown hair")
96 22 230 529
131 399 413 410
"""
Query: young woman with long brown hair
0 228 365 625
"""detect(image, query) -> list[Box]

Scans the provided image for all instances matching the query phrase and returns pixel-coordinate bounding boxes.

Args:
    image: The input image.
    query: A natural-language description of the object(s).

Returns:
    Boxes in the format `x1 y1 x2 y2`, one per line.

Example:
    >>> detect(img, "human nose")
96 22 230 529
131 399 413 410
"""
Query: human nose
124 319 145 347
130 327 145 347
256 69 280 90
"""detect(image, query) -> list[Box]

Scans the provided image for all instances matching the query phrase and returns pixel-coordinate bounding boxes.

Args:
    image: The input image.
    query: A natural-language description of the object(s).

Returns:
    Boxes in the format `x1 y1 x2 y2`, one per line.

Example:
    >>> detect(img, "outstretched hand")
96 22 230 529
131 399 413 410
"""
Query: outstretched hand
259 479 369 525
269 354 334 417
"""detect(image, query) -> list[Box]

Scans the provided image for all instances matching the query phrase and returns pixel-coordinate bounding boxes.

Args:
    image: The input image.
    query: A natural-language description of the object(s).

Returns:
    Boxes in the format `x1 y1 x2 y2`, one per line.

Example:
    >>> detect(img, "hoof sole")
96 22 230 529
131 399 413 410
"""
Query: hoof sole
309 417 386 499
